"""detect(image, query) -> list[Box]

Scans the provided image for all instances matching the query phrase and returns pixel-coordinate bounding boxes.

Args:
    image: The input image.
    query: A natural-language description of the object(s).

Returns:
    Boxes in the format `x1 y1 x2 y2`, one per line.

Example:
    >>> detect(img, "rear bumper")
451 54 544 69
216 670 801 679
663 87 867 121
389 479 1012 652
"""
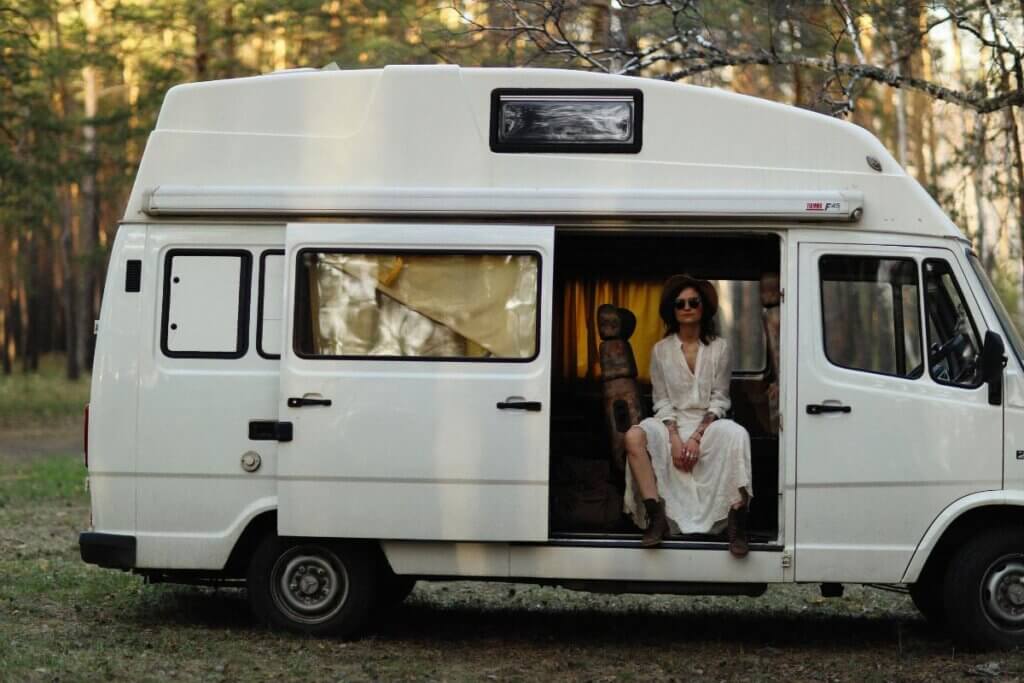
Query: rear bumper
79 532 136 569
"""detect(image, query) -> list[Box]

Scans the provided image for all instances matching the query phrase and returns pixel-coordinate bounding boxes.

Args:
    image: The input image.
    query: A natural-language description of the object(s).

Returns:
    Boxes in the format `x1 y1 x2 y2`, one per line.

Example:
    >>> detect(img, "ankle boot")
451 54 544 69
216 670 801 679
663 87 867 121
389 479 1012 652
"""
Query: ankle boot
641 499 669 547
727 505 749 558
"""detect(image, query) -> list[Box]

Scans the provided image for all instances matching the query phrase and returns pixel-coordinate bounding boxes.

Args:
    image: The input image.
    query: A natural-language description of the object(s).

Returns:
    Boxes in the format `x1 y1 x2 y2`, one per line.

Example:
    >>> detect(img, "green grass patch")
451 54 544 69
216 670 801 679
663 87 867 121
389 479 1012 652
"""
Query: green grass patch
0 454 86 507
0 354 90 427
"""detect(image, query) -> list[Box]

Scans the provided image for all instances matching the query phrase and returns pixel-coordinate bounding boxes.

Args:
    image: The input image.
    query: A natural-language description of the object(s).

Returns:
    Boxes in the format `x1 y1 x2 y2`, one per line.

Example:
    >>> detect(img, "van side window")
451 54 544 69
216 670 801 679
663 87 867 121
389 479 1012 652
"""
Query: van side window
294 251 539 360
819 255 923 378
161 250 252 359
257 250 285 359
923 259 982 387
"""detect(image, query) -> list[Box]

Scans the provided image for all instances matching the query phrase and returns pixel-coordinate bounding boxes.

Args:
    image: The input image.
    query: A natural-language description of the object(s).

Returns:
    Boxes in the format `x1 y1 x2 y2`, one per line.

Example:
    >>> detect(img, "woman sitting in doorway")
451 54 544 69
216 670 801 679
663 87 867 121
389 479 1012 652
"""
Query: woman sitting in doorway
623 274 753 557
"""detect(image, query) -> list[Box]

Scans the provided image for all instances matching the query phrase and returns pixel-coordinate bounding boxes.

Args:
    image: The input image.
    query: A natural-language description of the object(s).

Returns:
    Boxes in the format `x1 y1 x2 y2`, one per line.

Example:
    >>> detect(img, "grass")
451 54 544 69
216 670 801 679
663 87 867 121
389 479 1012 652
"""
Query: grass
0 354 90 428
4 450 1024 681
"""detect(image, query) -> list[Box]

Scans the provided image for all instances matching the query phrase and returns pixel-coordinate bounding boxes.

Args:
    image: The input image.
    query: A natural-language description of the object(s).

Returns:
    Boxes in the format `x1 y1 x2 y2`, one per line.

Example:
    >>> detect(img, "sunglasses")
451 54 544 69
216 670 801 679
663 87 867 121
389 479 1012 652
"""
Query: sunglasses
674 297 702 310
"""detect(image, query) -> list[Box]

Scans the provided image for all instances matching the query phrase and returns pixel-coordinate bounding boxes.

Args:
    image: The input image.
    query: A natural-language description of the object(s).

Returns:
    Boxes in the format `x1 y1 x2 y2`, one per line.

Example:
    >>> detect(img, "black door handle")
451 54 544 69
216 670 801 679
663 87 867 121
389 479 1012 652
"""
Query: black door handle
806 404 851 415
288 397 332 408
496 400 542 411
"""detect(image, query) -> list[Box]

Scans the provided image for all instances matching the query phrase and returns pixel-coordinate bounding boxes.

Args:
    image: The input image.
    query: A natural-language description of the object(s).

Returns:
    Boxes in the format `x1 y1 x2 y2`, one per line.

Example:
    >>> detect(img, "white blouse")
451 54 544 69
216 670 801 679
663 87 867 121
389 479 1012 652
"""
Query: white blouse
650 334 732 431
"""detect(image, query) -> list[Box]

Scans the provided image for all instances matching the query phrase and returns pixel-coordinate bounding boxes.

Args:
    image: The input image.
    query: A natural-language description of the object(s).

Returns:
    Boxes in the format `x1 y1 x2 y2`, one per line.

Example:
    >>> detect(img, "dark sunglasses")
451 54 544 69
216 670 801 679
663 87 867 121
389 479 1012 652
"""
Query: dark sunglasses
674 297 702 310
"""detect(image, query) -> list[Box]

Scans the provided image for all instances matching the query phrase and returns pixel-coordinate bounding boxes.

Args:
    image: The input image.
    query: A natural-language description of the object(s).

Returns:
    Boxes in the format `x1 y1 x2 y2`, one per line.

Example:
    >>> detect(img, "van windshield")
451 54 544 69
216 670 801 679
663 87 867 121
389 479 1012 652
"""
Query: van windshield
967 251 1024 368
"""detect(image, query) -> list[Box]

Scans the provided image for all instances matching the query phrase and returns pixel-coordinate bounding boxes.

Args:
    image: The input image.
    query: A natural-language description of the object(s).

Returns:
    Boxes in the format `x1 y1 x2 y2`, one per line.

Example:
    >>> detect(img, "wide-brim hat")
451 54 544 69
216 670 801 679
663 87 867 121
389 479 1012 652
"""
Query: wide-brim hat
663 273 719 318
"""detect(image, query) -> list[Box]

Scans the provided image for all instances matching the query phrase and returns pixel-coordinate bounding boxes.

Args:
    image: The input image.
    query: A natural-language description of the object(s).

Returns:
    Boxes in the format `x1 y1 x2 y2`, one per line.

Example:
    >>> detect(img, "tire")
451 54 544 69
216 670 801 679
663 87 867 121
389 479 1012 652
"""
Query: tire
944 527 1024 650
376 572 417 609
910 570 946 628
247 536 376 637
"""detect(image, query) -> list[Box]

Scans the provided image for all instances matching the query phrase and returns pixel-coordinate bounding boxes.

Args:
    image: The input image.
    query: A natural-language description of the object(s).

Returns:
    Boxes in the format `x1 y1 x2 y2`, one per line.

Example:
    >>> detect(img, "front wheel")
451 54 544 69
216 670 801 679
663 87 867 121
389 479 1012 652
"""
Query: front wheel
247 536 376 636
944 527 1024 650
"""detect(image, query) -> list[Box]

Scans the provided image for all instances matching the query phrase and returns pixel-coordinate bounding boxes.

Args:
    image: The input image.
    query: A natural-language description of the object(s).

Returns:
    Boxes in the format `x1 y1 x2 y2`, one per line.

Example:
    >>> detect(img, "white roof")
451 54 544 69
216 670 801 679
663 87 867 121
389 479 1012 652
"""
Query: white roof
126 65 960 238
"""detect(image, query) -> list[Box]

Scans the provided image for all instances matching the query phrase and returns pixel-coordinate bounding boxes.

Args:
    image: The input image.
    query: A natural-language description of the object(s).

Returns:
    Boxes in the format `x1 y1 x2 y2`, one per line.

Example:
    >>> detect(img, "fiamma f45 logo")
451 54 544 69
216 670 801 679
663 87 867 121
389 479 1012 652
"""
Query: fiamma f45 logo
806 201 843 212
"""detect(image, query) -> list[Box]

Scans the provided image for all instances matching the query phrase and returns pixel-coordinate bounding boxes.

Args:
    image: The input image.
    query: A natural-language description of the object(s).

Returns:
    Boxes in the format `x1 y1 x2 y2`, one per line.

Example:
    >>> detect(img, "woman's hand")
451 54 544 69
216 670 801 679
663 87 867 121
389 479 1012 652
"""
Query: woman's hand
669 428 686 471
680 436 701 472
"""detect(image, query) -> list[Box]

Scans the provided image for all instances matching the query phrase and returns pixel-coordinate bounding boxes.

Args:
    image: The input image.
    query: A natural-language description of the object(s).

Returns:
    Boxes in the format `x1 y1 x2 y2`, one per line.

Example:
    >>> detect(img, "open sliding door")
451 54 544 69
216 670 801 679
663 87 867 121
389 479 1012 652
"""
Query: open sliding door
278 223 553 542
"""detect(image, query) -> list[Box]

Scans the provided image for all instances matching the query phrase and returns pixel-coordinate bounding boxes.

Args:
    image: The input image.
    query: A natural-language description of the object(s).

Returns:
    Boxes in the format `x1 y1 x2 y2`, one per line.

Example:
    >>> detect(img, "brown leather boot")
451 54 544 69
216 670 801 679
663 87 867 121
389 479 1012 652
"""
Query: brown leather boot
727 505 749 558
641 499 669 547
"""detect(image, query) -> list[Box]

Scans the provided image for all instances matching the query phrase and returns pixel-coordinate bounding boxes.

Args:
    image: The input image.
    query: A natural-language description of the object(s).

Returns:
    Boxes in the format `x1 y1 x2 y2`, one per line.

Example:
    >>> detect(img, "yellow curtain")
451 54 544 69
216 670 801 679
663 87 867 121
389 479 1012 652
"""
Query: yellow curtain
561 280 664 382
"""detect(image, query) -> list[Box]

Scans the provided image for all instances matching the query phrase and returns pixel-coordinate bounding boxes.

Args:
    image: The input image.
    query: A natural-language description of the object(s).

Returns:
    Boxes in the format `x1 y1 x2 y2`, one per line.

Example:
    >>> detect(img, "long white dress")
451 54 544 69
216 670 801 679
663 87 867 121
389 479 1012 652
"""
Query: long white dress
624 335 753 534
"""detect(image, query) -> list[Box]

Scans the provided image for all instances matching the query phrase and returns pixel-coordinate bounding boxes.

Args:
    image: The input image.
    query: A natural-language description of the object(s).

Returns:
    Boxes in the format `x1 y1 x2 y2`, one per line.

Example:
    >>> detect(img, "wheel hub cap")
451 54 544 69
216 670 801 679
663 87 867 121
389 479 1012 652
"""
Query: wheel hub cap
271 549 350 624
983 557 1024 625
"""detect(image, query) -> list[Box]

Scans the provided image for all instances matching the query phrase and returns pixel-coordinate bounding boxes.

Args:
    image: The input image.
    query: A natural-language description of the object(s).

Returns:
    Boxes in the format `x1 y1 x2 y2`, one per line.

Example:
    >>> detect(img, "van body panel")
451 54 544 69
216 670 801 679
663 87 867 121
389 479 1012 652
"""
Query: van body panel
795 241 1003 582
381 541 511 577
135 496 278 569
88 226 146 532
132 225 283 566
125 67 959 243
380 542 784 582
277 223 553 541
899 490 1017 582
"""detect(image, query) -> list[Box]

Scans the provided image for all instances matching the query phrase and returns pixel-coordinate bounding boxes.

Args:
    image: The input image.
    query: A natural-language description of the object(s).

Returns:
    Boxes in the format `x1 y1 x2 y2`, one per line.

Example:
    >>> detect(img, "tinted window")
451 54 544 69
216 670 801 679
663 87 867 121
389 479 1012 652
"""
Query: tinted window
820 255 922 378
923 259 982 386
258 251 284 358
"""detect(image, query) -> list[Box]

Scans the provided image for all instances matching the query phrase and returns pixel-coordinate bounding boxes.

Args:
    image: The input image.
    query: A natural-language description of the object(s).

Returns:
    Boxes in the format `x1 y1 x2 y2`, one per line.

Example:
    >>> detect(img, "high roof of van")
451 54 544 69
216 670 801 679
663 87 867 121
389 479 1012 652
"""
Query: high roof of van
126 65 961 239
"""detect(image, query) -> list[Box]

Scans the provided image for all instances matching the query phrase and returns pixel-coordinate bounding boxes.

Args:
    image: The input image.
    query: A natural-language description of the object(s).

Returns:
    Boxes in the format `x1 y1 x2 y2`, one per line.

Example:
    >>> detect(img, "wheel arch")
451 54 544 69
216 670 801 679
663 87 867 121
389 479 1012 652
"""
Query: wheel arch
903 494 1024 585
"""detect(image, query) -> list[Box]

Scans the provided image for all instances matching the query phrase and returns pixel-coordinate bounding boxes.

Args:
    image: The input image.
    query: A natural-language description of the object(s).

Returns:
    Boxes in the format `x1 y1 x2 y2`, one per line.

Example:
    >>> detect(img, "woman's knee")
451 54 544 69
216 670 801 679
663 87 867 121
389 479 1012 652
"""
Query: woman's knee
624 425 647 453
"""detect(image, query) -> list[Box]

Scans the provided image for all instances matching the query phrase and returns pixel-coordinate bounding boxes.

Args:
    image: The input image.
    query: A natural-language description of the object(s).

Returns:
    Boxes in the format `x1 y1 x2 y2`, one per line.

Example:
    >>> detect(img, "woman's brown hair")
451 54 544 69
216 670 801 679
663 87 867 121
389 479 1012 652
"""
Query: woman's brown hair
658 275 719 345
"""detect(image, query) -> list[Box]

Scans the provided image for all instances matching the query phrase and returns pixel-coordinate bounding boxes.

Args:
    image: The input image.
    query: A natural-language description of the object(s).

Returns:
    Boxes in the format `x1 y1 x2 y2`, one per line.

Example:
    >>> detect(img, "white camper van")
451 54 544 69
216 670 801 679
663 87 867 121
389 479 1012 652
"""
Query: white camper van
80 65 1024 648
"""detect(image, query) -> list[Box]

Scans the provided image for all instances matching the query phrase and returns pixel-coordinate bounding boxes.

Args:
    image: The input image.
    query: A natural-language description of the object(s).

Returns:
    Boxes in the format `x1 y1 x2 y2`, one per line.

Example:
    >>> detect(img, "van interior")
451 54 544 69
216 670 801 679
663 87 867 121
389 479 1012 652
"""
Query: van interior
548 230 781 545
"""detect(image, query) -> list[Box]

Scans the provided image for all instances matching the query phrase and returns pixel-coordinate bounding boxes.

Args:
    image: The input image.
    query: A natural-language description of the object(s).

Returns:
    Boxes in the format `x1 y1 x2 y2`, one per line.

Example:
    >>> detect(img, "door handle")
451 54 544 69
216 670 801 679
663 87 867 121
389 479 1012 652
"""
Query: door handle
287 397 332 408
806 403 851 415
496 400 542 411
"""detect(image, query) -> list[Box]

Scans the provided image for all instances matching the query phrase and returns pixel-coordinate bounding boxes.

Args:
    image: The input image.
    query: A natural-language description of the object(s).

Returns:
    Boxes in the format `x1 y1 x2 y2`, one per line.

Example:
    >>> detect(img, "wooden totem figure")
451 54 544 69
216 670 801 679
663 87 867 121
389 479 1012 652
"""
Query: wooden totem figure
597 304 646 475
760 273 782 434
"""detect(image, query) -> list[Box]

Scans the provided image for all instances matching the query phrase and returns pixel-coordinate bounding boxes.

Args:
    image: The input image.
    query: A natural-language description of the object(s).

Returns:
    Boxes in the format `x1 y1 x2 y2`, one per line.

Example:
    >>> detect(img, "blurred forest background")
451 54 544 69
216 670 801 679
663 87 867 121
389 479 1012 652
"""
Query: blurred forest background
0 0 1022 379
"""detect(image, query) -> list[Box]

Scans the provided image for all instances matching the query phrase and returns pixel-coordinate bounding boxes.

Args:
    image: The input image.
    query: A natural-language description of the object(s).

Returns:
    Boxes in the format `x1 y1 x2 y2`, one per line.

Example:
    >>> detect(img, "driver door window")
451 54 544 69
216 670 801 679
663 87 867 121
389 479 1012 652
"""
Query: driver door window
923 259 982 387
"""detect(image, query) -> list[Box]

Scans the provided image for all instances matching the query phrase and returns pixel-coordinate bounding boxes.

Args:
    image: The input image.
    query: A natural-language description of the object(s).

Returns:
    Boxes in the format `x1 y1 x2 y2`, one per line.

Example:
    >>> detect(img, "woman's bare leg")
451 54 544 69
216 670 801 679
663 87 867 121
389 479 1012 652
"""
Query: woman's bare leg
624 426 658 500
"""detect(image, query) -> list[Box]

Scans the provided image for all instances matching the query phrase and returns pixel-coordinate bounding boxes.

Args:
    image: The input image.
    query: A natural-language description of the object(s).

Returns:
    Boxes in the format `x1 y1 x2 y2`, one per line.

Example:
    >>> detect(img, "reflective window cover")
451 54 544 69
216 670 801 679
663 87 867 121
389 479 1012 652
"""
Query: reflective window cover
490 89 643 153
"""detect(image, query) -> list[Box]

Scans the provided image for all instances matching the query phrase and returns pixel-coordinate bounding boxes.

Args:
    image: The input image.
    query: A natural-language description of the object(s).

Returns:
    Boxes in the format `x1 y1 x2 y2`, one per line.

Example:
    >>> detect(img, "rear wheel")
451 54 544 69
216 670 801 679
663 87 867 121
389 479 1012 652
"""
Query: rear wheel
944 527 1024 650
247 536 375 636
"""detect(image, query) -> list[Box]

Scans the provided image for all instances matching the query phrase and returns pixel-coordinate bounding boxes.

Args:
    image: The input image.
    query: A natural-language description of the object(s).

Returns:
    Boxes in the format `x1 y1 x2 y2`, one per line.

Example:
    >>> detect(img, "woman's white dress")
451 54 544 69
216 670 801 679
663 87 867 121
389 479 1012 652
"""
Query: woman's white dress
624 335 753 534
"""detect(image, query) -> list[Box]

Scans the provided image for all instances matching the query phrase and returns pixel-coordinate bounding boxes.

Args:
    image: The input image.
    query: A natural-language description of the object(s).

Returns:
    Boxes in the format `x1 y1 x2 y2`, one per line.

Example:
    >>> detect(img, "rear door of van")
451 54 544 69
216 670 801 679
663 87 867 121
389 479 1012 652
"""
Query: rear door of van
277 223 554 541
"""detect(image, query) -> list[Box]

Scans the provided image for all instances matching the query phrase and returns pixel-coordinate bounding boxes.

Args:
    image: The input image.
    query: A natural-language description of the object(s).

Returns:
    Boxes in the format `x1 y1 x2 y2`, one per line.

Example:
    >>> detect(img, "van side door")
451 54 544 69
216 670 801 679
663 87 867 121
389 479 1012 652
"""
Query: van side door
277 223 554 542
795 243 1002 582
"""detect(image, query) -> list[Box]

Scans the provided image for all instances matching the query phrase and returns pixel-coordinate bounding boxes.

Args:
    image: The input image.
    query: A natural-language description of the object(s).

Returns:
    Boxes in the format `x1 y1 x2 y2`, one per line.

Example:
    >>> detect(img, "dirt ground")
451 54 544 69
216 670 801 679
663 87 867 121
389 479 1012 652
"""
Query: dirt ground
5 429 1024 681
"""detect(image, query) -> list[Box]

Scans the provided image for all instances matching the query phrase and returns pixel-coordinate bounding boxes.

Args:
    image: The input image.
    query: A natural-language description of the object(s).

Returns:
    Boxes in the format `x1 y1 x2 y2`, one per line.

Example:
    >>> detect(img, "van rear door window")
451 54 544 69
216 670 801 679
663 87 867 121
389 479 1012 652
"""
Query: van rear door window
161 250 252 359
294 251 540 360
819 255 923 378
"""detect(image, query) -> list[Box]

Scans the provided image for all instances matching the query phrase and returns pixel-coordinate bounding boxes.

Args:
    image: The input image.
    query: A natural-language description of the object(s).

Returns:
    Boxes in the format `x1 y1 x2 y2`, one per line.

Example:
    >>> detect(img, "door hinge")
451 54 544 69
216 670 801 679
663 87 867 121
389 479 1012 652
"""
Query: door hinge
779 288 785 302
778 413 783 431
781 551 792 569
249 420 293 442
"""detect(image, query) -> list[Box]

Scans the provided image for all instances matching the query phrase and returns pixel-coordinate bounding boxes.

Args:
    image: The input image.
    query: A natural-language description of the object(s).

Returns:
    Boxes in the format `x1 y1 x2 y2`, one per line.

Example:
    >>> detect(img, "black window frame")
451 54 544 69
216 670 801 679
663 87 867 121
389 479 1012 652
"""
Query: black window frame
293 248 543 363
160 248 253 360
922 257 984 390
818 254 924 380
489 88 644 154
257 249 285 360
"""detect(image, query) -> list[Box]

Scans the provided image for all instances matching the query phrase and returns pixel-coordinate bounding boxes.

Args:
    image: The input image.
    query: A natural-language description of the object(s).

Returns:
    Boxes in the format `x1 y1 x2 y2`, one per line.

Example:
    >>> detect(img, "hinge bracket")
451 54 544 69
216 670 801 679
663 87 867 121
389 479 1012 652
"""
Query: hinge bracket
781 551 792 569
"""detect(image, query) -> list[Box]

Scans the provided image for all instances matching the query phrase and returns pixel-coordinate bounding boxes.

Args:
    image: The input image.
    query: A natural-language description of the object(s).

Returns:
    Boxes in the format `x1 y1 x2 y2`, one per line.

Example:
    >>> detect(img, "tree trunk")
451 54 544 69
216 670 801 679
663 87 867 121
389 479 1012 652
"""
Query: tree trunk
76 0 101 374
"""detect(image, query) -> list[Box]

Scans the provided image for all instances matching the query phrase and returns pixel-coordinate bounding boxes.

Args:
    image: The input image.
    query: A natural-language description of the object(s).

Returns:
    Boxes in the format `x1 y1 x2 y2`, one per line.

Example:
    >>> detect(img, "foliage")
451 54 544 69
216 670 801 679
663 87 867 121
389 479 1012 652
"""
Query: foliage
1 1 1023 377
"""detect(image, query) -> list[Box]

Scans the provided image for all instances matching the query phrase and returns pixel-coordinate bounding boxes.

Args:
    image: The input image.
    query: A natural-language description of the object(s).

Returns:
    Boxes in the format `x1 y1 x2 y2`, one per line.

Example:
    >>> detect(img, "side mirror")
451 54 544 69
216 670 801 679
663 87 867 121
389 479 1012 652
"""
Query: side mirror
982 330 1007 406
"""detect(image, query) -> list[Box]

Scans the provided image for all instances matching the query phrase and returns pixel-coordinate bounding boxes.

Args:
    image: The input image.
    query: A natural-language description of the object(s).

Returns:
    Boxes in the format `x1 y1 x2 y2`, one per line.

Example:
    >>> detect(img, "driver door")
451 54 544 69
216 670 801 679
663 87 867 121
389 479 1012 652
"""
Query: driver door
795 243 1002 582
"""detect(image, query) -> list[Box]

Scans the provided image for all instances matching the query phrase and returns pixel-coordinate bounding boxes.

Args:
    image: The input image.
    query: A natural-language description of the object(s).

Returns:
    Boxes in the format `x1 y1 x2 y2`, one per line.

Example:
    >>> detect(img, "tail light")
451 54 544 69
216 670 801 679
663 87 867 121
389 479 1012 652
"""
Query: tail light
83 403 89 469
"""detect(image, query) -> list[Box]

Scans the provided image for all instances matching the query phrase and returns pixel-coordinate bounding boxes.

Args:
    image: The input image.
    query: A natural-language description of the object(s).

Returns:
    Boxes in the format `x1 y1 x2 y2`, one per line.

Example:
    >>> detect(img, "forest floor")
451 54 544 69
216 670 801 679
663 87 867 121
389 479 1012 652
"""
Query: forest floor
1 369 1023 681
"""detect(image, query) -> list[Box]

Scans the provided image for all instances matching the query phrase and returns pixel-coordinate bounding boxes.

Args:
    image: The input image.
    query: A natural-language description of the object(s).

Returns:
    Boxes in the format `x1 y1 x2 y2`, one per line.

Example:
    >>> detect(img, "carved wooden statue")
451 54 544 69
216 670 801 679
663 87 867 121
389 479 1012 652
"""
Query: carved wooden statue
597 304 646 475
